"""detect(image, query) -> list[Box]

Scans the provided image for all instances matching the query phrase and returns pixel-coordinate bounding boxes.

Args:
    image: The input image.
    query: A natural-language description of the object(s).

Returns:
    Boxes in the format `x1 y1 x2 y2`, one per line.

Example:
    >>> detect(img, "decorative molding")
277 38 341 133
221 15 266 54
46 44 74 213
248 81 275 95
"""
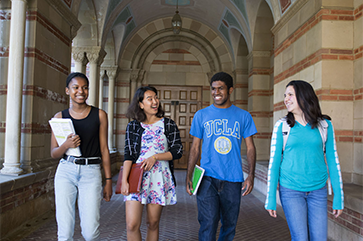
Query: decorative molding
72 51 86 63
73 46 106 65
0 10 11 20
101 66 119 79
45 0 81 39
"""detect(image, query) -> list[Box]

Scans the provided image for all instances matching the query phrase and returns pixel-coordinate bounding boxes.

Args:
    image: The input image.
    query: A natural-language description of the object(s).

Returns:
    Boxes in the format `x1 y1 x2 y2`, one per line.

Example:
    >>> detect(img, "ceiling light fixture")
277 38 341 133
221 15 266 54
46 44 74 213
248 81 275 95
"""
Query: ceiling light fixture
171 0 182 34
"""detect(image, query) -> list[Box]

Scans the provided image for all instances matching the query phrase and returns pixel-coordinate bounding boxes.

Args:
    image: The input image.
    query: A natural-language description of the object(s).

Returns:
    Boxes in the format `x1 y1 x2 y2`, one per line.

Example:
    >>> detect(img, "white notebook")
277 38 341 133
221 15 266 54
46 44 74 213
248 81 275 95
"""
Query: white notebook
49 118 82 157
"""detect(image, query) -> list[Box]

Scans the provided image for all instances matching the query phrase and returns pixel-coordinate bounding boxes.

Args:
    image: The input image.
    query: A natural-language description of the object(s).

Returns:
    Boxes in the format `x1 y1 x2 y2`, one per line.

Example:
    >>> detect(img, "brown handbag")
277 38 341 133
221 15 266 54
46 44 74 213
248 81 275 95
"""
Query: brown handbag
115 163 144 194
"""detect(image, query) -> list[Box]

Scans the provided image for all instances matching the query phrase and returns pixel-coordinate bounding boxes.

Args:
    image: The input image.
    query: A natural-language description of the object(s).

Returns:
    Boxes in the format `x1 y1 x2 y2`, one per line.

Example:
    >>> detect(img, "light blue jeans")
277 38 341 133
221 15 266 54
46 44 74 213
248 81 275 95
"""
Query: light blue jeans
279 185 328 241
54 159 102 241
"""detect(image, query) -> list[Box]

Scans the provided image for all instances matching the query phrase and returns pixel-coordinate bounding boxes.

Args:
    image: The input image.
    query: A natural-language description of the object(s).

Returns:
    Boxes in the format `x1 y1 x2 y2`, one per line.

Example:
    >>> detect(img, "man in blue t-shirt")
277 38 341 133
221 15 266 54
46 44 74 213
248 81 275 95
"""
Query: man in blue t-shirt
186 72 257 241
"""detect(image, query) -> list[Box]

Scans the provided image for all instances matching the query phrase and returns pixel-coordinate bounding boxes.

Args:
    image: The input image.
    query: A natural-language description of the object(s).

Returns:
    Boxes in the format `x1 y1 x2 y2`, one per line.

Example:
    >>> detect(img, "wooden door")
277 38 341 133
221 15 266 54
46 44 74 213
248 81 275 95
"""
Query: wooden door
155 85 202 169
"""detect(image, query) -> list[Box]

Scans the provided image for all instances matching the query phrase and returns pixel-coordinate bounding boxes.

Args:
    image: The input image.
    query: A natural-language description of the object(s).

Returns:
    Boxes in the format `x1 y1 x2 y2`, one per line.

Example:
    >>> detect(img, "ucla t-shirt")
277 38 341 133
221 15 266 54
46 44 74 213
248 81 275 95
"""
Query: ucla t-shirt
190 104 257 182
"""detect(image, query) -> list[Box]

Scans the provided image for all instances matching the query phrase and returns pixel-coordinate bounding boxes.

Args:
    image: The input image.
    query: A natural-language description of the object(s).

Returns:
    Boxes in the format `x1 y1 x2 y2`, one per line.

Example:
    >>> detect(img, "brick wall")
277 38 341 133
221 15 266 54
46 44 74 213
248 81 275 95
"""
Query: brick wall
0 178 54 214
328 200 363 236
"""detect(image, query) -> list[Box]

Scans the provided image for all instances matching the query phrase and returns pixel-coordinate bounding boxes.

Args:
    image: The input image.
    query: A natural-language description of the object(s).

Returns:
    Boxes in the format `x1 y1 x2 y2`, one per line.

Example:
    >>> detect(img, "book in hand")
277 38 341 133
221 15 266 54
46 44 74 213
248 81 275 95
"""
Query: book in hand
49 118 82 157
115 163 144 194
191 165 205 195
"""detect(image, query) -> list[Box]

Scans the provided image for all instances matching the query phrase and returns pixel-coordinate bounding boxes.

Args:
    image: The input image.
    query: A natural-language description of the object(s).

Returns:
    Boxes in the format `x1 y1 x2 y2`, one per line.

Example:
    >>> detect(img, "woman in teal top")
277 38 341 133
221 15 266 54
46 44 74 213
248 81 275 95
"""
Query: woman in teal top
265 80 344 241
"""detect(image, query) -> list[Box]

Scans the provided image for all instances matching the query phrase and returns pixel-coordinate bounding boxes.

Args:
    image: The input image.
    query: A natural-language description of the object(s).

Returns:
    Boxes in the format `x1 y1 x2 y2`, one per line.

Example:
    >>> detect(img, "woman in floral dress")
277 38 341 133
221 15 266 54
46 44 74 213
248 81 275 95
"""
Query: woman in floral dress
121 86 183 241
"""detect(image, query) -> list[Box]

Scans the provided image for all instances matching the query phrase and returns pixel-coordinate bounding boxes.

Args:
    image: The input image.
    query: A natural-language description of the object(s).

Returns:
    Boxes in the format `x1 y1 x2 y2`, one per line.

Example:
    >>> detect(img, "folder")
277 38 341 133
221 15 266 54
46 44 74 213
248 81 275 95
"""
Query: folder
115 163 144 194
191 165 205 195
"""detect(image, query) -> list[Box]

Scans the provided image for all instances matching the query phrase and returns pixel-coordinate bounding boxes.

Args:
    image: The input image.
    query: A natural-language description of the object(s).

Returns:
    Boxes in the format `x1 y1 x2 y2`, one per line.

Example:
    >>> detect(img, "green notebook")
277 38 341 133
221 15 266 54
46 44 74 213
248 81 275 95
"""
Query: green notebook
192 165 205 195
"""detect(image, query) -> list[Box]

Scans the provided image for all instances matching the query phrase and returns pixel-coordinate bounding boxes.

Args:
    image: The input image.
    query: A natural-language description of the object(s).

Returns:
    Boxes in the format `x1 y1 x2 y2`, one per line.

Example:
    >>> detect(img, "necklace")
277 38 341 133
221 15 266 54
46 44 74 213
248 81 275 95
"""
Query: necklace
70 106 89 115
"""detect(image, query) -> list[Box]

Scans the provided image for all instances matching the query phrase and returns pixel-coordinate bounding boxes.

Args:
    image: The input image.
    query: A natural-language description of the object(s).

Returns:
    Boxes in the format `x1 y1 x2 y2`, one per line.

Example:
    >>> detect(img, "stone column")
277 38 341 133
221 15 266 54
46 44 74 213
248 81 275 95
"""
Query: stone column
130 69 139 99
99 70 106 109
72 48 88 73
106 66 118 150
1 0 27 175
247 50 273 161
233 69 249 110
137 70 145 88
86 47 106 107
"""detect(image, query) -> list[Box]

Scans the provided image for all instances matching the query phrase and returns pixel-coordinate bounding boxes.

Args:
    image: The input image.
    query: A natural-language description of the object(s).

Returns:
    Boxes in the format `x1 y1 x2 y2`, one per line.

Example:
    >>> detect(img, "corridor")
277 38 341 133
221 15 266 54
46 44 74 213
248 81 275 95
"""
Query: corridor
9 170 290 241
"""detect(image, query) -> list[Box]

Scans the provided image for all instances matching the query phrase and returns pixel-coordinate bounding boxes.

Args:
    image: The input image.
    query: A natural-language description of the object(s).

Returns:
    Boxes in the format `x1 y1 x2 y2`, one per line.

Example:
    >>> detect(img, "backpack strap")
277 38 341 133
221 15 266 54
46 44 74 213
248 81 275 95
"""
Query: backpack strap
317 119 331 194
282 117 290 151
317 119 328 153
280 117 332 195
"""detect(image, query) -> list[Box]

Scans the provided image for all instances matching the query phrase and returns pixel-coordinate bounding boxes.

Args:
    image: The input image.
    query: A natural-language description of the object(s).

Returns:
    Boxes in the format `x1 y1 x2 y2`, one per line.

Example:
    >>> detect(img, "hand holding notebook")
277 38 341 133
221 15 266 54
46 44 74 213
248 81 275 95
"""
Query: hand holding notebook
115 163 144 194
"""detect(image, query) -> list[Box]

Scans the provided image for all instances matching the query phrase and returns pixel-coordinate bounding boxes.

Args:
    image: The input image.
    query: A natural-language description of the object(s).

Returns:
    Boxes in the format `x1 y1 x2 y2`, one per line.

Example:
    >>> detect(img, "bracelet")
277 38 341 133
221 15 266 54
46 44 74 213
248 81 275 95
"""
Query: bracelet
152 155 157 161
105 177 112 180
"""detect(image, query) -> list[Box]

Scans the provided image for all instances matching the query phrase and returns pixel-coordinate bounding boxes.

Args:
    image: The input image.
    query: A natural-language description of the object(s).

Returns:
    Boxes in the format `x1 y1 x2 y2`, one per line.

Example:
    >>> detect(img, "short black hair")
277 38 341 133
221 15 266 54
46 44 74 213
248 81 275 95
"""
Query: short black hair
210 72 233 90
66 72 89 88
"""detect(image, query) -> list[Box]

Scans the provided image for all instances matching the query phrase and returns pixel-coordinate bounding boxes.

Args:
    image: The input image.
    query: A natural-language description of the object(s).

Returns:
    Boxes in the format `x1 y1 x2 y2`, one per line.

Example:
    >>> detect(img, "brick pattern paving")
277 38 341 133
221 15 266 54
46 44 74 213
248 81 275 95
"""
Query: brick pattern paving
19 170 290 241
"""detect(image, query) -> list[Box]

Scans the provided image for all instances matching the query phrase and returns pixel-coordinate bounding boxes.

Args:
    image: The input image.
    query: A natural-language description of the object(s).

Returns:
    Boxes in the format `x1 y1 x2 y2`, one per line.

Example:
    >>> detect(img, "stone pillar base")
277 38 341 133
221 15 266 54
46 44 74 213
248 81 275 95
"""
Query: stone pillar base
1 163 23 175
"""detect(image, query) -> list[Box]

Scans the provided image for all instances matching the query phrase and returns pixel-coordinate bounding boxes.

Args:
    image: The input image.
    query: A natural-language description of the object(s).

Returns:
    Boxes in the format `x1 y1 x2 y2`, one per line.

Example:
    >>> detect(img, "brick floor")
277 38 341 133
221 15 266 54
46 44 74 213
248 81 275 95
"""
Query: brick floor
18 170 291 241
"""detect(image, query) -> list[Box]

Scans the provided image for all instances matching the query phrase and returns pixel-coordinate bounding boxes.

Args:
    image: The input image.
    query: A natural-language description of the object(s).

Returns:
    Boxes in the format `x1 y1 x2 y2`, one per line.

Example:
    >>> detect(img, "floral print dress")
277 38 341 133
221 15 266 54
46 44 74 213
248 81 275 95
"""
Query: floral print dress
124 118 177 205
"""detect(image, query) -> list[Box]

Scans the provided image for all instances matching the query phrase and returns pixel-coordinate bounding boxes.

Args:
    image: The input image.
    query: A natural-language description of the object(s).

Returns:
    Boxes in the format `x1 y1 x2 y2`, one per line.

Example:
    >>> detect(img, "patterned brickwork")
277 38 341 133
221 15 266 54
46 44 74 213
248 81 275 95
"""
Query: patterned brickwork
354 87 363 101
0 179 53 214
274 5 363 58
26 11 71 46
274 48 356 84
22 85 68 104
328 200 363 236
20 123 52 134
24 47 69 75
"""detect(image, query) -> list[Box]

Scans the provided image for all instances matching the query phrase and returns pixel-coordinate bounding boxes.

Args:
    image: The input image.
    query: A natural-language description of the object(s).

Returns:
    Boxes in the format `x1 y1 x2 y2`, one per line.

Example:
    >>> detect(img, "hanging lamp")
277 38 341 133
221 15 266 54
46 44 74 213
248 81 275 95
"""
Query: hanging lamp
171 0 182 34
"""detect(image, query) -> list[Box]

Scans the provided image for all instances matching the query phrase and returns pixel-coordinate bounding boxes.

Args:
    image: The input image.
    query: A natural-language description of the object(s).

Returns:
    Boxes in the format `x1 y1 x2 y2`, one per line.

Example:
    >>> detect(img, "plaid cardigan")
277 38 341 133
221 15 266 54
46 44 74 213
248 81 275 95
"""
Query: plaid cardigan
124 117 183 184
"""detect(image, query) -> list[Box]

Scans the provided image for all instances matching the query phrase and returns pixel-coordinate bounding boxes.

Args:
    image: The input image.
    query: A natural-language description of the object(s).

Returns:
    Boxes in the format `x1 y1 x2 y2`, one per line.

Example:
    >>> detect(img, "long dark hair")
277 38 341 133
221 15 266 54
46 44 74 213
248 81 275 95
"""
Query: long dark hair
126 86 164 122
285 80 331 128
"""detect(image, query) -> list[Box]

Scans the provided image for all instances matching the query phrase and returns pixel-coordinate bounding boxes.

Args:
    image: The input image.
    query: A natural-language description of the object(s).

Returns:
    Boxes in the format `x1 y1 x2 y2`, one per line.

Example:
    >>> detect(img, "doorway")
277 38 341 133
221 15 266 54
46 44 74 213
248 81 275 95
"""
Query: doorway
155 85 203 169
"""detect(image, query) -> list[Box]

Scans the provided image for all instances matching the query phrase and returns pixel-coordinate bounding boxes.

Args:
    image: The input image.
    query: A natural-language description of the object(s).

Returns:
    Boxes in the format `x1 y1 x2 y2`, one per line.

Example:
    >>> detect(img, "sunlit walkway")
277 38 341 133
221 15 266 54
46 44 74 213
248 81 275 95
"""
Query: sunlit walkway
12 170 291 241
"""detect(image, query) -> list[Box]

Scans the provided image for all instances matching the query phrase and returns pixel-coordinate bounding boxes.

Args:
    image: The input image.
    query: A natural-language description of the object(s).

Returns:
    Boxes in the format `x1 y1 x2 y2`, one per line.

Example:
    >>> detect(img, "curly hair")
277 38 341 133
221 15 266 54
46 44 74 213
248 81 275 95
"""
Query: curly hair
285 80 331 128
210 72 233 90
126 86 164 122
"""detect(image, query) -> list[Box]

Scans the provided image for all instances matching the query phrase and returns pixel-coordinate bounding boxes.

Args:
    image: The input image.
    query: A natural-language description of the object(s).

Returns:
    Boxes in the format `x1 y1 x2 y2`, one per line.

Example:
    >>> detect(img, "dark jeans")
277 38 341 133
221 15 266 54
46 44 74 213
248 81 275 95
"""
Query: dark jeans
197 176 242 241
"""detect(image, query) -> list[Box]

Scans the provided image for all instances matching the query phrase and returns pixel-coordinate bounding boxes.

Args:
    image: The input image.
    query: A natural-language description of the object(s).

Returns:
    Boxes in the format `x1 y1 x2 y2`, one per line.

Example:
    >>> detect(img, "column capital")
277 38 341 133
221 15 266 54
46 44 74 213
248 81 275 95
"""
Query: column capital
72 49 87 63
86 47 106 65
101 66 119 79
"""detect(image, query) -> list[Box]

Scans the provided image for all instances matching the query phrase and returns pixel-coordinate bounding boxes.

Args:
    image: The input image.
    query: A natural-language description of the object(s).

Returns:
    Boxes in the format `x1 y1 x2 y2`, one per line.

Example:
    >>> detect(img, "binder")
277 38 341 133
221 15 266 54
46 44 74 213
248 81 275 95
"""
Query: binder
191 165 205 195
115 163 144 194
